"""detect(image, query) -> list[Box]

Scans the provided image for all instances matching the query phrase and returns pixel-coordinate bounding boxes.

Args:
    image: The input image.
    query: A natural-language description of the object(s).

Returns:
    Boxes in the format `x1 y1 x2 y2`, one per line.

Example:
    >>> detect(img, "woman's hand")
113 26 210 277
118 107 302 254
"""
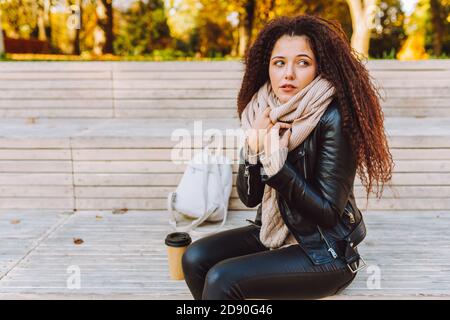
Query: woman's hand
247 107 272 154
247 107 291 154
264 122 292 157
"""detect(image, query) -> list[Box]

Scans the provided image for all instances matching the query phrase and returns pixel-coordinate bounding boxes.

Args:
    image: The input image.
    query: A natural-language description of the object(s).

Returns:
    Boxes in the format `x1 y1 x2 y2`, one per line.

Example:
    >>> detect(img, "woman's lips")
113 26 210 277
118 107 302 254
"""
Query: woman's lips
280 86 296 92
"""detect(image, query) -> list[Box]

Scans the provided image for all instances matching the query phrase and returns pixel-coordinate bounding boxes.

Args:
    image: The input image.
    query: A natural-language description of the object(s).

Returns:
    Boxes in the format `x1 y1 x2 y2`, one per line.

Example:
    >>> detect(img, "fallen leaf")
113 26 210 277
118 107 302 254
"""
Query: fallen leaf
10 219 21 224
73 238 84 245
95 215 103 220
112 208 128 214
26 117 37 124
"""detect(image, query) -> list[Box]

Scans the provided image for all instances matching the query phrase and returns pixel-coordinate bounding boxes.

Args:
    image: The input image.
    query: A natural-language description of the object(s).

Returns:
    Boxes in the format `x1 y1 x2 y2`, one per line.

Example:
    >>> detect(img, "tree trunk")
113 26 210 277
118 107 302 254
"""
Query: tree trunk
430 0 444 56
238 0 255 57
37 1 47 41
346 0 378 59
0 20 4 56
238 23 247 57
44 0 52 41
69 0 83 55
100 0 114 54
73 0 82 55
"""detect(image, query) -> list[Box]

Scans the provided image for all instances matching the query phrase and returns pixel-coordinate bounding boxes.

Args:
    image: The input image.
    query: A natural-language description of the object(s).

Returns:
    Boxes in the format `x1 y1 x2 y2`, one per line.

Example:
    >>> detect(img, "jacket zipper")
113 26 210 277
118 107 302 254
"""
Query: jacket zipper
317 225 338 259
303 150 307 181
344 207 356 224
303 147 337 259
244 165 250 195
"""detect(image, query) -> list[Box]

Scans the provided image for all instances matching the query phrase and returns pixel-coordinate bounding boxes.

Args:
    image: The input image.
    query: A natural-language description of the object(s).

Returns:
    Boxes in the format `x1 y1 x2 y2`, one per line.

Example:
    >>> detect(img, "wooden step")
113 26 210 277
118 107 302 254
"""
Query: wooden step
0 116 449 211
0 60 448 119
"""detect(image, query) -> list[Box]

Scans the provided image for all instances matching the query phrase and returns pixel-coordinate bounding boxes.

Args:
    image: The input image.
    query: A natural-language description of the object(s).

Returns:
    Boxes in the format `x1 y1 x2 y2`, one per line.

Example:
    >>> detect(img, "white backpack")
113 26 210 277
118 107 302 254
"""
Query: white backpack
167 147 233 237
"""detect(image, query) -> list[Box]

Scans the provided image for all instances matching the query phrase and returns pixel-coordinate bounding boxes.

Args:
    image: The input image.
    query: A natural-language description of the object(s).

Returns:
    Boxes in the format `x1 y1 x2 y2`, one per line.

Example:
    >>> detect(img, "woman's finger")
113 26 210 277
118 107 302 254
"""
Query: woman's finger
266 123 281 154
281 128 292 148
277 122 292 129
272 122 281 130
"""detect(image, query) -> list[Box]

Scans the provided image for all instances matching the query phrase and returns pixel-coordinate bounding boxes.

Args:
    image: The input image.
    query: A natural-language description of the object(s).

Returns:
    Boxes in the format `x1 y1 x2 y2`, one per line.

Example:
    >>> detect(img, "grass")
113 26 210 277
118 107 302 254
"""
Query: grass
429 53 450 59
369 48 397 60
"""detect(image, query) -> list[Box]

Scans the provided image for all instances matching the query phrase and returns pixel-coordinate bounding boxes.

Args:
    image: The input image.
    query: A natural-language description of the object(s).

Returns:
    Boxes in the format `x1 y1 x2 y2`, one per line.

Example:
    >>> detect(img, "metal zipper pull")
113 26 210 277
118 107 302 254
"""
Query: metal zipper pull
345 208 355 224
317 225 338 259
328 248 338 259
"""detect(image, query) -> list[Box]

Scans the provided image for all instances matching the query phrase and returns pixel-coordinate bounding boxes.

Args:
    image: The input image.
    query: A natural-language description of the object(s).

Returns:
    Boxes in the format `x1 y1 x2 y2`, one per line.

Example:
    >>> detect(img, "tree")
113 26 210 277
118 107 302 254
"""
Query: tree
346 0 379 58
368 0 406 58
98 0 113 54
0 0 38 39
253 0 353 43
397 0 429 60
192 0 354 58
67 0 82 55
0 11 4 56
114 0 171 56
398 0 449 59
429 0 445 56
36 0 48 41
238 0 255 56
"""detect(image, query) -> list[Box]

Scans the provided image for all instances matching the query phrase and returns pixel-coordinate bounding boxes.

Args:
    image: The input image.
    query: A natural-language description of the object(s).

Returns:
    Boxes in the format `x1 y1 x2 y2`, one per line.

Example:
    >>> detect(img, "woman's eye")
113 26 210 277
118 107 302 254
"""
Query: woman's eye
274 60 284 66
273 60 308 67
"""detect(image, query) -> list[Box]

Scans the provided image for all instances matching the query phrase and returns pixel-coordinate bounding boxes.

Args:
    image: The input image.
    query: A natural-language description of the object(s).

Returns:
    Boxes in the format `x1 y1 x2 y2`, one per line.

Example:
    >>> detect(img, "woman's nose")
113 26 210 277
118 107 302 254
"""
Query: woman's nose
284 64 295 80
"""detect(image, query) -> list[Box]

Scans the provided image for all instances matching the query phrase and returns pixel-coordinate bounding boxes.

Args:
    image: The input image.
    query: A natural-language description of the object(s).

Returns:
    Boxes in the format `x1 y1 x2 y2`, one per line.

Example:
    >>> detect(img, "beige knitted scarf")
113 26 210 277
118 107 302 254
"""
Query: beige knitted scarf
240 75 336 249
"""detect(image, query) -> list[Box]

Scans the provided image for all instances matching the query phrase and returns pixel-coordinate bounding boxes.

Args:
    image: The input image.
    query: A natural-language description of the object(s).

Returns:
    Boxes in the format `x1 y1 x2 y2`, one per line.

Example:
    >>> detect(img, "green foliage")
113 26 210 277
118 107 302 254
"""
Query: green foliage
425 0 450 55
369 0 407 59
0 0 38 38
148 48 186 59
114 0 172 56
370 48 397 59
401 0 450 57
428 52 450 59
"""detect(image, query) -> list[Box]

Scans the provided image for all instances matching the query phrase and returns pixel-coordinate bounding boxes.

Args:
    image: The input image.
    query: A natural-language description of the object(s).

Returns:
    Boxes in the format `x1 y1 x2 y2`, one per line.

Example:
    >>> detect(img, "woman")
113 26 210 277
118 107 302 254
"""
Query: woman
182 14 394 300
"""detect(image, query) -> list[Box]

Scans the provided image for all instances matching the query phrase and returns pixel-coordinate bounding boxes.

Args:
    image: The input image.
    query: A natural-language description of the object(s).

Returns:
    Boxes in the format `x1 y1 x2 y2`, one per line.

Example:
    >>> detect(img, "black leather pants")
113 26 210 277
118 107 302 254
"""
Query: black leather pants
182 224 357 300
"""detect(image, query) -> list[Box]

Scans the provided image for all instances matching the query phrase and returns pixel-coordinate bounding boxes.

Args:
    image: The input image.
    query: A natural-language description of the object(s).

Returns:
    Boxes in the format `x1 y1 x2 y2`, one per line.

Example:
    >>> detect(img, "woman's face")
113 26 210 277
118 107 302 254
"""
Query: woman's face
269 34 318 104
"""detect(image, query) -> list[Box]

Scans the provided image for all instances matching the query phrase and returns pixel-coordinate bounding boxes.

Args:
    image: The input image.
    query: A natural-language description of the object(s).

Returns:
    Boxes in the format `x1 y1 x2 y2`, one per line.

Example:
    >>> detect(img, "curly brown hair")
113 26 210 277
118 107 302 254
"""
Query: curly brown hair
237 14 394 203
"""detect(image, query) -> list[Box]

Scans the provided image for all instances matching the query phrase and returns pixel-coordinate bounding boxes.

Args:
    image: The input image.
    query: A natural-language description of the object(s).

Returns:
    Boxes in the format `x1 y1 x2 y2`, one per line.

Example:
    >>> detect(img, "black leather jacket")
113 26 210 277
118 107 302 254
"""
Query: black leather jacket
237 98 366 267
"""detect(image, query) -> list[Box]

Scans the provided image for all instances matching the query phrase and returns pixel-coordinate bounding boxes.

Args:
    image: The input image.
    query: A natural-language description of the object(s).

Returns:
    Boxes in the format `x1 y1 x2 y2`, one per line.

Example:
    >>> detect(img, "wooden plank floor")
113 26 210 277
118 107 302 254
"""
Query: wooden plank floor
0 210 449 299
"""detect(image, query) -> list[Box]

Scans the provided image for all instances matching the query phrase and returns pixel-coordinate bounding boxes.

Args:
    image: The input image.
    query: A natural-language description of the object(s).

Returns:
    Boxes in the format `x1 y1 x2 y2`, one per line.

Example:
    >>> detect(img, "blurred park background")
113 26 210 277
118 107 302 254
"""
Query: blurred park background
0 0 449 61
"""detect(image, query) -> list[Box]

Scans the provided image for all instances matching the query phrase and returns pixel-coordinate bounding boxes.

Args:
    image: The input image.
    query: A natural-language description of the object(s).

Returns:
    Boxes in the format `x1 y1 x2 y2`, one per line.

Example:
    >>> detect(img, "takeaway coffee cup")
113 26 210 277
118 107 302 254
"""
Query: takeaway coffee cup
165 232 192 280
